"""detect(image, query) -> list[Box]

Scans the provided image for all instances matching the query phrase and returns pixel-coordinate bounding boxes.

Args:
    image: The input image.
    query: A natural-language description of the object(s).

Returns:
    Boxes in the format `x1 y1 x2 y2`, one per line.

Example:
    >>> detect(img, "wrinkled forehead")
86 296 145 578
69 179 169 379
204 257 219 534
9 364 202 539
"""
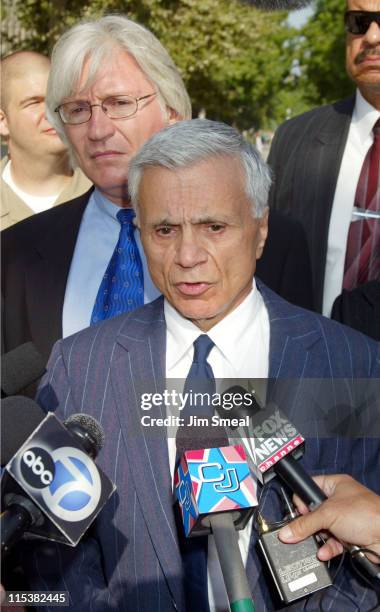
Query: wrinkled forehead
347 0 380 11
62 45 152 100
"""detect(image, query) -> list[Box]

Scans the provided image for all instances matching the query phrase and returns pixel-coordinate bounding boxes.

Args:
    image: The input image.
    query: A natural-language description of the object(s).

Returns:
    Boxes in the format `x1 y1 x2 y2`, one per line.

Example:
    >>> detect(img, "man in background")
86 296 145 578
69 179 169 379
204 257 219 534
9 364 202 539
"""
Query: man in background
0 51 91 229
268 0 380 337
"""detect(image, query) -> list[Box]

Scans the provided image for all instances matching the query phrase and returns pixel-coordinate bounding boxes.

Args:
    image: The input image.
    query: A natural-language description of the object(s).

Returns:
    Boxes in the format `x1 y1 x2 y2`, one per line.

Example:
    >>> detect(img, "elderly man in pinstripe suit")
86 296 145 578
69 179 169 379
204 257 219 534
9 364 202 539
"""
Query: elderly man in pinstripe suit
27 121 380 611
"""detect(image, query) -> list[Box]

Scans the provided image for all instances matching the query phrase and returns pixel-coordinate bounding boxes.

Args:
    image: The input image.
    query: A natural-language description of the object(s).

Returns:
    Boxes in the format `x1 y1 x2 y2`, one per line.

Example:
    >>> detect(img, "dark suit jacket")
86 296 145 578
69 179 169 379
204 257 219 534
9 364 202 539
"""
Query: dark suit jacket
2 192 313 365
24 283 380 611
268 96 355 313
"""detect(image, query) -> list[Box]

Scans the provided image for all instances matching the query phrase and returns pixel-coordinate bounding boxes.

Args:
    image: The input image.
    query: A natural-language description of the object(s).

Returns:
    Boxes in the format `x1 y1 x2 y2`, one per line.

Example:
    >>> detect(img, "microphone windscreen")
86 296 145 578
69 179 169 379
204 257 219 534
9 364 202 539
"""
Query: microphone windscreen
1 342 46 396
176 428 229 458
1 396 45 466
242 0 312 9
64 413 105 456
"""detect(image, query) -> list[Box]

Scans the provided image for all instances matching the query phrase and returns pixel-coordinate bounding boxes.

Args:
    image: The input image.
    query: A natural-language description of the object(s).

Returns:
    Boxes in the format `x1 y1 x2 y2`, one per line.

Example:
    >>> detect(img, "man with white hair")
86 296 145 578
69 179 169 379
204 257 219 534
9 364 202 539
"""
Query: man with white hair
1 14 314 369
1 15 191 361
26 120 380 611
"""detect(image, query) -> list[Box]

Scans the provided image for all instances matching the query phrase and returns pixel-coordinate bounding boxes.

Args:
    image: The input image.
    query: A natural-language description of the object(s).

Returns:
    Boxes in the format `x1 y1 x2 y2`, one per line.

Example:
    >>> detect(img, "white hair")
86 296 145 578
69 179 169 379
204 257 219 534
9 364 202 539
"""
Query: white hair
46 15 191 143
128 119 272 218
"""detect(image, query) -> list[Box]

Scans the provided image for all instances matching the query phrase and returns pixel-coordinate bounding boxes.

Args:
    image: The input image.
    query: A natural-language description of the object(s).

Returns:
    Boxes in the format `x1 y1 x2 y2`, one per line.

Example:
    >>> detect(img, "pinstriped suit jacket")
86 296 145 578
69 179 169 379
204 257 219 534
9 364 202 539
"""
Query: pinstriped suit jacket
27 281 380 611
268 96 355 313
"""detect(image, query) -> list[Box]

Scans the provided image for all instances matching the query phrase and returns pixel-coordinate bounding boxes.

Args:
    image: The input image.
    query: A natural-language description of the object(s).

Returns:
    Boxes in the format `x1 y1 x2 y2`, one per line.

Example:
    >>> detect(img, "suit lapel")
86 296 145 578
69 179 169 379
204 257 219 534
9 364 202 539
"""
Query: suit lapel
246 283 325 596
110 299 185 609
25 191 91 359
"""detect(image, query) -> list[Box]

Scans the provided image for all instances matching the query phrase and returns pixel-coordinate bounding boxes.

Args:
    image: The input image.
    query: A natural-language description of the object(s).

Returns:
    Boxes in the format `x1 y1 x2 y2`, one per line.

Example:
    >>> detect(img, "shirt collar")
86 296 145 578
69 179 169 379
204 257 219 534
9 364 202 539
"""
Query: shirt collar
164 279 263 371
93 188 132 221
352 89 380 146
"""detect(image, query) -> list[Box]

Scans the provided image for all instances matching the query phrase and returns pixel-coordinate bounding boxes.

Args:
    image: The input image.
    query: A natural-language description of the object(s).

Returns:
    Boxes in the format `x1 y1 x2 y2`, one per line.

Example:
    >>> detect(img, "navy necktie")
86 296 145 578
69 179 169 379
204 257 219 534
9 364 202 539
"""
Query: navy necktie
91 208 144 324
181 334 216 425
175 335 215 612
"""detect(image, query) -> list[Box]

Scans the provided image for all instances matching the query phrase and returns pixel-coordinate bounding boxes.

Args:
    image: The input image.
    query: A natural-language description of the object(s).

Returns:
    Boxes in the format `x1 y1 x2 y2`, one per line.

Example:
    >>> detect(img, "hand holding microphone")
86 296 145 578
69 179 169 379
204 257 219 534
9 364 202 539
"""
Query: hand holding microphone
279 474 380 565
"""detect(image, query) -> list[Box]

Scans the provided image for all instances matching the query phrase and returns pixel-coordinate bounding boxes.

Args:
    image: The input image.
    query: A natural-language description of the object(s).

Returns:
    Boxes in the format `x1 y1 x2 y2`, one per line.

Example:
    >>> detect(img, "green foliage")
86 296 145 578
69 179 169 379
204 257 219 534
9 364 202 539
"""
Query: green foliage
300 0 354 105
6 0 302 129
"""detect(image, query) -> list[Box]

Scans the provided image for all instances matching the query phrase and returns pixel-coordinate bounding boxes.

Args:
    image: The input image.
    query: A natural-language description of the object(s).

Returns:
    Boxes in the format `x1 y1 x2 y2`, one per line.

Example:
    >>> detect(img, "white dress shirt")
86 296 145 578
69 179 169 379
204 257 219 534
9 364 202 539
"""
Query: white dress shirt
165 280 270 612
323 90 380 316
62 189 160 337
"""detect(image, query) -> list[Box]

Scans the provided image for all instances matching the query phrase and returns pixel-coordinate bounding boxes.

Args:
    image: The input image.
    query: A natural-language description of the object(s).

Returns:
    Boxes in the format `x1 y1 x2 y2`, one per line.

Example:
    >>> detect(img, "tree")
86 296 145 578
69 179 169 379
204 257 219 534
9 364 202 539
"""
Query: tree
3 0 300 129
300 0 354 105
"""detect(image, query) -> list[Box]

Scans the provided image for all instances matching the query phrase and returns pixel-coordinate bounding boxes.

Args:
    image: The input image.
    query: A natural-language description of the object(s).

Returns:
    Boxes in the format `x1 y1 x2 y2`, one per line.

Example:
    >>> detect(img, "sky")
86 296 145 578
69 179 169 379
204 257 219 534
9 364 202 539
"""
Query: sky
288 4 315 28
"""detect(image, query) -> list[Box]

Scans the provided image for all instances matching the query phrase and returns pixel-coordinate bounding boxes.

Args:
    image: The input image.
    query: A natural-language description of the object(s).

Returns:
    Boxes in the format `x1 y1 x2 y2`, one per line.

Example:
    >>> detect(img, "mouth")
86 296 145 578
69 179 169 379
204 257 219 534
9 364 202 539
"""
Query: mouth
175 282 212 296
91 151 124 160
355 50 380 66
43 128 58 135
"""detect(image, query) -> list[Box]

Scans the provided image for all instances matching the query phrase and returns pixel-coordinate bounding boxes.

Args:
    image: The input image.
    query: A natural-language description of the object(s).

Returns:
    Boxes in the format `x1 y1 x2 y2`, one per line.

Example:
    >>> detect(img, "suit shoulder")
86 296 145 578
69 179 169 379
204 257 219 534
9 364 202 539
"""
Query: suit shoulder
1 190 91 252
273 96 354 138
59 298 165 355
307 309 380 369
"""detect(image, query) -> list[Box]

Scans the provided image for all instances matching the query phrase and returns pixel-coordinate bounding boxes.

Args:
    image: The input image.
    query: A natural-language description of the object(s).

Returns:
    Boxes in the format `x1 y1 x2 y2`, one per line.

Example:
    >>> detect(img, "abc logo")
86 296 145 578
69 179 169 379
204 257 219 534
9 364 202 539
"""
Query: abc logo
42 447 101 522
21 447 55 489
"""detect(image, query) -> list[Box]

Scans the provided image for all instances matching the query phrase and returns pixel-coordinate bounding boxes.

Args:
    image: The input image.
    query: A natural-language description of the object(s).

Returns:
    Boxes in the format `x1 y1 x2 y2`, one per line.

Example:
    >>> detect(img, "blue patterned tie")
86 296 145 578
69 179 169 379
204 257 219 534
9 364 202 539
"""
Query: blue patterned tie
91 208 144 324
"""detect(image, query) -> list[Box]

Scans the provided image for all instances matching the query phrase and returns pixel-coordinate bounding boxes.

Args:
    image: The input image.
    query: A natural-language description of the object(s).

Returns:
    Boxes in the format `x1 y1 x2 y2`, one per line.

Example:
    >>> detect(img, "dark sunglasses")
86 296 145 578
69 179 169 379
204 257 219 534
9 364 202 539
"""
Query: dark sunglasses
345 10 380 35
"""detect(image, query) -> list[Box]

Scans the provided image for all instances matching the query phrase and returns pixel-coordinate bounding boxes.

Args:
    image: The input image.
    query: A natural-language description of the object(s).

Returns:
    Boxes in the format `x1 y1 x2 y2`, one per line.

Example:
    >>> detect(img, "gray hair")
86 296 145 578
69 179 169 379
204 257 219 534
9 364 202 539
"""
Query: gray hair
128 119 272 218
46 15 191 143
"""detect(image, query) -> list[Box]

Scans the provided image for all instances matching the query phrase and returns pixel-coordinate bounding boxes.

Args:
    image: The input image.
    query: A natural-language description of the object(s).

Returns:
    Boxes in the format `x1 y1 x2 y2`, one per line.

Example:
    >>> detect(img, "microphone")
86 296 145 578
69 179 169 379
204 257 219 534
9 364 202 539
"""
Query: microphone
1 343 46 397
175 441 257 611
223 393 380 581
1 397 115 555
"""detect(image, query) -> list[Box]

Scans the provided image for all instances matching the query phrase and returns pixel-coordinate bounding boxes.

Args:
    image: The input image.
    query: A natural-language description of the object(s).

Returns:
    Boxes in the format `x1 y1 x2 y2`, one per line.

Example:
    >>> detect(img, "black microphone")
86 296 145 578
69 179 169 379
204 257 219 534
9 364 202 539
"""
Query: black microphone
1 343 46 397
229 397 380 581
1 397 115 556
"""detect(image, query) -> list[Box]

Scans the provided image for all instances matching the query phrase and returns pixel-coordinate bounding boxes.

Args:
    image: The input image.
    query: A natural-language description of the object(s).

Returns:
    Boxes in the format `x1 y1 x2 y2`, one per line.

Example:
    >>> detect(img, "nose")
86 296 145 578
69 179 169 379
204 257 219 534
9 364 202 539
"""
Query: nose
86 105 115 141
363 21 380 45
174 230 208 269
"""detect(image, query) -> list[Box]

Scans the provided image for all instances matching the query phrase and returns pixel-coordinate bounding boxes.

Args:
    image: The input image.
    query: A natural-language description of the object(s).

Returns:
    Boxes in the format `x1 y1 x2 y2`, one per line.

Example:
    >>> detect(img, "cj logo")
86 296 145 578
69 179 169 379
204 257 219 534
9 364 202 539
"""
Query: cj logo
198 462 239 494
41 447 101 522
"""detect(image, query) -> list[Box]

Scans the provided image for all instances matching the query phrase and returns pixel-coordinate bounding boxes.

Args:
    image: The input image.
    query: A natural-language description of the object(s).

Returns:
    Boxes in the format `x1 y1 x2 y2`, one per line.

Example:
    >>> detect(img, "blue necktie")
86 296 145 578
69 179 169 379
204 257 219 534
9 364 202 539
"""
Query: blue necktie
175 335 215 612
181 334 216 425
91 208 144 324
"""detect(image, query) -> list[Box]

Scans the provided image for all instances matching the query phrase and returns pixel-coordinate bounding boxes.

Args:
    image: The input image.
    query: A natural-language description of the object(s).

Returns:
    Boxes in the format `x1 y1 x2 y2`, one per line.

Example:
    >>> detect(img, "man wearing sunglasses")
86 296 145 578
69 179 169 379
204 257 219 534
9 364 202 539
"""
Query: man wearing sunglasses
268 0 380 337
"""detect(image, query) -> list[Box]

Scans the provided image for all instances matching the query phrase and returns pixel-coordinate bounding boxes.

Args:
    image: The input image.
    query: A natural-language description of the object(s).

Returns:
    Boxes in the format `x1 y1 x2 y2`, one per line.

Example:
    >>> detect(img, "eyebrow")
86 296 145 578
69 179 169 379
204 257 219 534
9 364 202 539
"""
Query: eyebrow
150 215 230 227
19 95 44 106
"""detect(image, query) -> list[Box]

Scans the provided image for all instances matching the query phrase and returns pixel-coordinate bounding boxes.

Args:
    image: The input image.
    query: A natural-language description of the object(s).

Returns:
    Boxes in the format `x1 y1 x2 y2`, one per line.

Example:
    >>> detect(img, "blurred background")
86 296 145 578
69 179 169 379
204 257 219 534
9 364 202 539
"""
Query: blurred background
1 0 352 153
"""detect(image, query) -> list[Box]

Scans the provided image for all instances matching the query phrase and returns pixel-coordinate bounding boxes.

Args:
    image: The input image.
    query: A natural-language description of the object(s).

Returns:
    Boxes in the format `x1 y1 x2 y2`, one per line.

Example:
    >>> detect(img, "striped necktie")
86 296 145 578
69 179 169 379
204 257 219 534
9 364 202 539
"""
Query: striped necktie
91 208 144 324
343 118 380 289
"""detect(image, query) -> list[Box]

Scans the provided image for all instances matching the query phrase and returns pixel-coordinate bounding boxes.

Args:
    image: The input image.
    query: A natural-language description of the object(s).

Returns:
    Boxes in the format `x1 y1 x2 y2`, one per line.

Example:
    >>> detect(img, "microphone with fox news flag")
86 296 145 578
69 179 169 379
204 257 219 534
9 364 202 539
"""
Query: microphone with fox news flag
175 443 257 612
1 396 115 555
222 388 380 581
218 387 322 506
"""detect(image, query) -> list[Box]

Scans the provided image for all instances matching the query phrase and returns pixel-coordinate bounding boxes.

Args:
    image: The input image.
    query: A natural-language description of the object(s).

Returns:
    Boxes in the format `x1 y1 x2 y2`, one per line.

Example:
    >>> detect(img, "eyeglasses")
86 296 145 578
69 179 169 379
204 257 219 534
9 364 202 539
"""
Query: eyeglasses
55 92 157 125
345 10 380 35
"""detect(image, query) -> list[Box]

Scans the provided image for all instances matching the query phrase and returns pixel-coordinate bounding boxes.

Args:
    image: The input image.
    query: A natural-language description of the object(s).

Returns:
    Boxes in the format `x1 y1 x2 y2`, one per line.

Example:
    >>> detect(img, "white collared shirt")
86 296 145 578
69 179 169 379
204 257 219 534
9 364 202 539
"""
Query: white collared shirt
323 90 380 316
165 281 270 611
62 189 160 337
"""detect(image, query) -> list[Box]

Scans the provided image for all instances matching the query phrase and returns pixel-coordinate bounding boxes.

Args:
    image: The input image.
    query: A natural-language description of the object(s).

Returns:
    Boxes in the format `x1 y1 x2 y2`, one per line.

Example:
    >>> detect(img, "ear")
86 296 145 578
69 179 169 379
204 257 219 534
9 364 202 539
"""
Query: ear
0 108 10 138
167 107 181 126
255 207 269 260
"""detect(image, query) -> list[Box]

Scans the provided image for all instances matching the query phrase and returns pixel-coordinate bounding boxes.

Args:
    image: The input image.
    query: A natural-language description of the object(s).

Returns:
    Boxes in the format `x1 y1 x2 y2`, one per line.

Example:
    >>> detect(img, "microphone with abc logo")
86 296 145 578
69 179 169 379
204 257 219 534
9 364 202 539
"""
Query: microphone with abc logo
1 396 116 555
